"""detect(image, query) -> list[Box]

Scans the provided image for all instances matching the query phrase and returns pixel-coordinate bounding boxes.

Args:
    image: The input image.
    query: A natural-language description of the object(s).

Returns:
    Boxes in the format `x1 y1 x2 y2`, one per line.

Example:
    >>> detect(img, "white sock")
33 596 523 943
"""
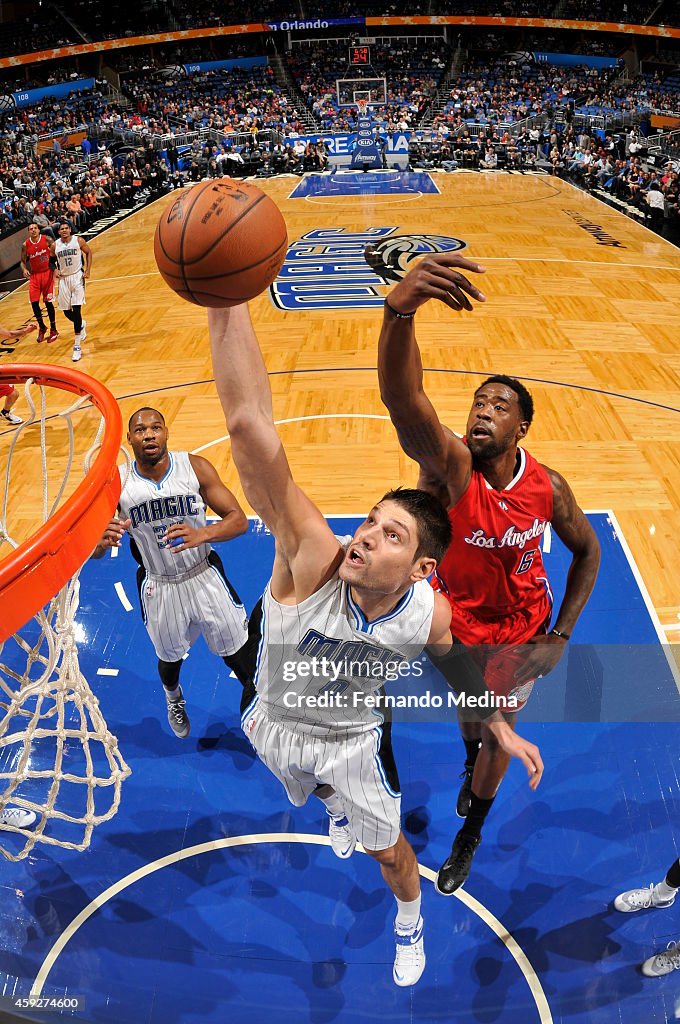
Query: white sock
164 684 182 702
318 791 345 819
395 894 422 930
654 880 677 901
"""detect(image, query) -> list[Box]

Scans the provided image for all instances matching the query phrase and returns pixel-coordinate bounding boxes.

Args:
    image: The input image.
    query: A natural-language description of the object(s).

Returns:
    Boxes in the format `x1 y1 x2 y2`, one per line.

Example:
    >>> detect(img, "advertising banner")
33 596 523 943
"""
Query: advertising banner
183 56 267 74
12 78 95 108
533 52 620 68
265 17 364 31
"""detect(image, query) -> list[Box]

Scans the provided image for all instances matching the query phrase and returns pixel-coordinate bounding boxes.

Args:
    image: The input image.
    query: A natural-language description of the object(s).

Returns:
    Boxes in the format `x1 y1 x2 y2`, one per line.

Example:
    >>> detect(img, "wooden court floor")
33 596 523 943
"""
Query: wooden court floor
1 169 679 635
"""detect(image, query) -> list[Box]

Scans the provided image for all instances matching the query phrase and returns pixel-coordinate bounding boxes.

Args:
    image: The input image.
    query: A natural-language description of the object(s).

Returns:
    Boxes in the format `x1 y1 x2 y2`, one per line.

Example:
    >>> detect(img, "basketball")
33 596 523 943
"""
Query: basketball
153 178 288 307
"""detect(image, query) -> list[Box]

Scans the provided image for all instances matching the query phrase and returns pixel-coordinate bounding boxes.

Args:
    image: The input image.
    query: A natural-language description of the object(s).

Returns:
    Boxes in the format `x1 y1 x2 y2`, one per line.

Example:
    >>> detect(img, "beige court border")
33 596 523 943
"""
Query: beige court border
31 832 554 1023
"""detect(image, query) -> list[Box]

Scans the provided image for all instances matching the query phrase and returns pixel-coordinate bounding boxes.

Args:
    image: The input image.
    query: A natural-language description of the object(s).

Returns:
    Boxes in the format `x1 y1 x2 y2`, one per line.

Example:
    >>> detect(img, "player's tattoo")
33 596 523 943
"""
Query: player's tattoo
396 420 444 458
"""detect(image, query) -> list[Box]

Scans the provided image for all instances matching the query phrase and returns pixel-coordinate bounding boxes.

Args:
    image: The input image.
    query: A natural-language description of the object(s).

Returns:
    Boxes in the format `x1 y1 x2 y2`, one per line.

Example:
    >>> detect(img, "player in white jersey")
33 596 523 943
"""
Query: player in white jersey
51 221 92 362
207 301 544 987
94 407 253 739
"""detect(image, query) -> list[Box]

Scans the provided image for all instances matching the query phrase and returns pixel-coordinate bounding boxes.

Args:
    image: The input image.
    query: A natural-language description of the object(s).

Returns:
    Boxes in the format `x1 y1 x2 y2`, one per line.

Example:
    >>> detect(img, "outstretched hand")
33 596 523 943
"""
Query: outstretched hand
486 720 544 790
513 633 568 686
375 251 487 314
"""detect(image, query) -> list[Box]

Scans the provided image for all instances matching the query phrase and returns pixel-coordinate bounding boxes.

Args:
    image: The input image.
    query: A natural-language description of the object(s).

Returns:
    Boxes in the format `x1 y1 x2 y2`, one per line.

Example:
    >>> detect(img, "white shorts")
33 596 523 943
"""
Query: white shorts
241 701 401 852
138 561 248 663
57 272 86 310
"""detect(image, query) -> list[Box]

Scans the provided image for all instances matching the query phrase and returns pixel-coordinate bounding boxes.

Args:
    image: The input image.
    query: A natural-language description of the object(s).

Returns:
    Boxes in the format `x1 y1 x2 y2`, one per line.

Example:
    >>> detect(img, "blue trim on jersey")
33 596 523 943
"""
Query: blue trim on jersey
240 692 260 727
132 452 175 490
537 575 554 609
252 597 267 695
209 565 245 610
140 573 149 625
346 584 414 635
373 726 401 798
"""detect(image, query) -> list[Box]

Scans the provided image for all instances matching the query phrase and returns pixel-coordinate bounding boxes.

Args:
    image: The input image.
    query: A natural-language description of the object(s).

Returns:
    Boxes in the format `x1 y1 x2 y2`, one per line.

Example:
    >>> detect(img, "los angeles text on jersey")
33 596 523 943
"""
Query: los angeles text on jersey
465 517 547 549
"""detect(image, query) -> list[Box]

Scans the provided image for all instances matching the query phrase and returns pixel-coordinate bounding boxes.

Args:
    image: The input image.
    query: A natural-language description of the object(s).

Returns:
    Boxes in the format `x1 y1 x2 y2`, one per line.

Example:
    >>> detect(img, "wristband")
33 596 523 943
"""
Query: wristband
550 628 570 640
384 298 416 320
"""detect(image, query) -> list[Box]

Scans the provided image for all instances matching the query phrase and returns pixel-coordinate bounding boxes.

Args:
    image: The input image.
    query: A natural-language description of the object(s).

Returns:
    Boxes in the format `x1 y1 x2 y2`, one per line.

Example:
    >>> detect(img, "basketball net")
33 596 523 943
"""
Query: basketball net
0 376 131 861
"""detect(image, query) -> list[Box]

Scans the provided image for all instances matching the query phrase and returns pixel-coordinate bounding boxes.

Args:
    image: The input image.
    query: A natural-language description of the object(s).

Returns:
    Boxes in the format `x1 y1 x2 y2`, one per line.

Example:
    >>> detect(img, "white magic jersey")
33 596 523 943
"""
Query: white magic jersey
54 237 83 277
253 545 435 737
118 452 211 578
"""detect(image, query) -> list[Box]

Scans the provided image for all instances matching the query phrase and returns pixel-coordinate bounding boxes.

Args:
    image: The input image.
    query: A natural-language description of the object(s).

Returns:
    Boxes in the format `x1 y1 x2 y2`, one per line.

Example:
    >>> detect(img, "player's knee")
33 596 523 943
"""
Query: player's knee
226 408 267 440
480 723 510 758
364 842 400 869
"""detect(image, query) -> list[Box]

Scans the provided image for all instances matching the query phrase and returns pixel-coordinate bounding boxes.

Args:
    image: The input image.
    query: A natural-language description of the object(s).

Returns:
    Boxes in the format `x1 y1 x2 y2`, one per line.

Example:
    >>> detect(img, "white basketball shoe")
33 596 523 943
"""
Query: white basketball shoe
326 811 356 859
0 806 37 828
393 915 426 986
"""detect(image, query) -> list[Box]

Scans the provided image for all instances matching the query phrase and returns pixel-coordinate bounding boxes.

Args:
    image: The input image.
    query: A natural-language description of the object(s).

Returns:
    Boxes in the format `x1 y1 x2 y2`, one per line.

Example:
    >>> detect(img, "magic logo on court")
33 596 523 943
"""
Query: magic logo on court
269 228 467 311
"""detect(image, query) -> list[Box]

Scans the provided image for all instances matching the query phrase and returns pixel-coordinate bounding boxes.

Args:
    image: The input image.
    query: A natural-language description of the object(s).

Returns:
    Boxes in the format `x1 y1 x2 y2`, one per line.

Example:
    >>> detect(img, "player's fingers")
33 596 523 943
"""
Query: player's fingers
426 265 487 302
524 744 544 788
165 525 185 539
438 291 465 312
424 253 486 274
425 283 466 312
423 272 474 311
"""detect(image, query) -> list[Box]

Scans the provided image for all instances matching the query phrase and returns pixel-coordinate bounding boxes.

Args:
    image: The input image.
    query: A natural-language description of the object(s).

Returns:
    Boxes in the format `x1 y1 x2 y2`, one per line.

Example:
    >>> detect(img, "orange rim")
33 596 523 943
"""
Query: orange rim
0 364 122 644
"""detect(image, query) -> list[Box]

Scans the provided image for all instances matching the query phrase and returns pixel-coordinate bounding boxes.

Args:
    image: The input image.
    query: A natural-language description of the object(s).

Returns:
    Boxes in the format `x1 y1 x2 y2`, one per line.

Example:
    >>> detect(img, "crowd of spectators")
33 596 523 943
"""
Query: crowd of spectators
0 10 78 58
170 0 293 29
558 0 665 24
547 126 678 233
425 53 679 133
1 0 678 68
120 65 308 136
0 130 169 239
109 38 263 75
0 34 677 242
176 136 331 180
0 86 125 140
55 0 174 41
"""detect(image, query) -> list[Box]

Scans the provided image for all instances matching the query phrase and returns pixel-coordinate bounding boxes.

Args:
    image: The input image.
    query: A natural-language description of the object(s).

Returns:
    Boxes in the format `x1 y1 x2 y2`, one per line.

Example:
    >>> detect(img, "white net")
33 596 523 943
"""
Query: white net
0 376 130 861
336 77 387 107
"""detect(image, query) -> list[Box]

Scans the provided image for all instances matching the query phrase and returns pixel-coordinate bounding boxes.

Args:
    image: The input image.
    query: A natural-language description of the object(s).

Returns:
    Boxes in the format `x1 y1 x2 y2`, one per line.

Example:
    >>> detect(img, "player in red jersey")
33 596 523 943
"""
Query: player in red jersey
376 252 600 894
21 224 58 343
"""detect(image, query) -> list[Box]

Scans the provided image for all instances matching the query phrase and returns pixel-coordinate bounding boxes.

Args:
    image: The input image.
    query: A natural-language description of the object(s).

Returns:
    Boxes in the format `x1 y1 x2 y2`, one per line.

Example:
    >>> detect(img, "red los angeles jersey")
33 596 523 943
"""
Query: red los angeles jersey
25 234 51 274
433 446 554 623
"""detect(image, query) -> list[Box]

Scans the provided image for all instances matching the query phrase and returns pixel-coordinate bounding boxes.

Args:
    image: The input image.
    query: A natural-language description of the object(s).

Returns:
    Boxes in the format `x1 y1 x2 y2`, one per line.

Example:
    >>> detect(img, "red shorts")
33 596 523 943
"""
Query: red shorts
447 596 553 710
0 384 15 398
29 270 54 304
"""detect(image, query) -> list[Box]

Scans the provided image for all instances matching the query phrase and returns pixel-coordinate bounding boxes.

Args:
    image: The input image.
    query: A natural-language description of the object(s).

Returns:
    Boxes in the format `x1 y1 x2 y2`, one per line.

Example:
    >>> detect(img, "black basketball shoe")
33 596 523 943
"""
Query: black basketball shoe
456 764 475 818
436 832 482 895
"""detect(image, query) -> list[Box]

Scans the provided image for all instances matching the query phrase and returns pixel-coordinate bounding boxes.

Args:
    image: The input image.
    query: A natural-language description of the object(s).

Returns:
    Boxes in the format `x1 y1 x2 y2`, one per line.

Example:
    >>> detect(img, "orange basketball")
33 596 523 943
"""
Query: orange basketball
153 178 288 307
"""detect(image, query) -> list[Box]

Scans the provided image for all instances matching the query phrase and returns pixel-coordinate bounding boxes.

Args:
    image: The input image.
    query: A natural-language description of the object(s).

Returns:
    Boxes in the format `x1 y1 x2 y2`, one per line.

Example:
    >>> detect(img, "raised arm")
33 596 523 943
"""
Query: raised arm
207 304 342 601
375 253 487 498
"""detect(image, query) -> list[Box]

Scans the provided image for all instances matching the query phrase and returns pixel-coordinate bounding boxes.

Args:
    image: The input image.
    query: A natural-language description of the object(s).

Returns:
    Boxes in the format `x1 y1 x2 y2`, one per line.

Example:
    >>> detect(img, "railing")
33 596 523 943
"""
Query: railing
290 32 445 48
645 127 680 151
